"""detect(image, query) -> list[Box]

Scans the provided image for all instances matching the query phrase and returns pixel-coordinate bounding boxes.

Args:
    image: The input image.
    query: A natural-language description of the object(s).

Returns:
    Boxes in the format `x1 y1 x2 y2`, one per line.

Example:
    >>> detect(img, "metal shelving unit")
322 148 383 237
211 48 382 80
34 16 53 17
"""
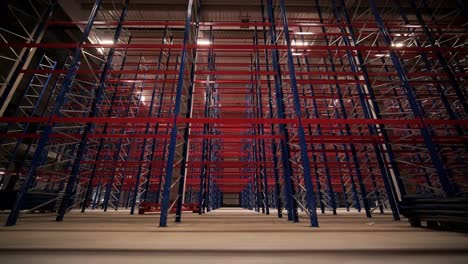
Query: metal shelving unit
0 0 466 228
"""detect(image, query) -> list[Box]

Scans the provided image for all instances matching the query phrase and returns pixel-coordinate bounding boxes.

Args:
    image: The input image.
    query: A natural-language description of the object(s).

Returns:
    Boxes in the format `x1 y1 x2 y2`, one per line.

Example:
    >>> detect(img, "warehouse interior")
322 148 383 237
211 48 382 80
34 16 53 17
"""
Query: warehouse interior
0 0 467 263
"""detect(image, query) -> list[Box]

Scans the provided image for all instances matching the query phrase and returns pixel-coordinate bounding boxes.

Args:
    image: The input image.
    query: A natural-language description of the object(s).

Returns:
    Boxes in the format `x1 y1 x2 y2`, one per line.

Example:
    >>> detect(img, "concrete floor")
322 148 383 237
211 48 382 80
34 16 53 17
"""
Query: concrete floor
0 208 467 263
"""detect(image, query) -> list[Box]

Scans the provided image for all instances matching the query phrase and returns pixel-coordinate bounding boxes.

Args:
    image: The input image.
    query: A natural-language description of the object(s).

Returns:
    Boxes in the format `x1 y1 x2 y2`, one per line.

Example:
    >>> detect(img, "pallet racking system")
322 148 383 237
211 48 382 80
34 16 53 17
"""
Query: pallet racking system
0 0 466 227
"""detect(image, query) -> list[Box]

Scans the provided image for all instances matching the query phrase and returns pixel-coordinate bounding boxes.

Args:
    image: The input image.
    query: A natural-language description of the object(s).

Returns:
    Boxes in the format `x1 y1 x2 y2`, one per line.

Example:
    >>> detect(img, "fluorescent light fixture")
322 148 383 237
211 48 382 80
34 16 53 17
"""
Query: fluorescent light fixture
141 95 146 103
391 42 404 48
292 52 303 56
197 39 211 45
291 40 308 46
294 32 314 35
0 171 4 175
100 39 114 44
375 54 390 57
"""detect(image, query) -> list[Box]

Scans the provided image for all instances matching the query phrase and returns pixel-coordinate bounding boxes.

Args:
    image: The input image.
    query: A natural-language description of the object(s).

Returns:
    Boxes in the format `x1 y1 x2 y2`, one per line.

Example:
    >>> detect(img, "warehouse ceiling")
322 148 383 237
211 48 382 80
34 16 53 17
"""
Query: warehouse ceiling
62 0 461 22
58 0 464 47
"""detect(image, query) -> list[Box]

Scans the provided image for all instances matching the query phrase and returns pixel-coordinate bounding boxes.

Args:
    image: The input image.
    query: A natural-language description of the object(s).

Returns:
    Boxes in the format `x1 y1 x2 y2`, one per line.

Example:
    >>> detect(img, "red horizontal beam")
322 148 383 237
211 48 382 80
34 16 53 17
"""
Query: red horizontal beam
45 20 467 30
1 43 466 53
19 69 468 79
1 116 467 126
3 133 466 145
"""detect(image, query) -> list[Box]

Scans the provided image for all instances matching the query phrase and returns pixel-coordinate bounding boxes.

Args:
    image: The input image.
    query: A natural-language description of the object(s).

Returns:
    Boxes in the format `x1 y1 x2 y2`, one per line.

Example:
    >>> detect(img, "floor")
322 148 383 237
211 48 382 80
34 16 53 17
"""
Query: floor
0 208 467 263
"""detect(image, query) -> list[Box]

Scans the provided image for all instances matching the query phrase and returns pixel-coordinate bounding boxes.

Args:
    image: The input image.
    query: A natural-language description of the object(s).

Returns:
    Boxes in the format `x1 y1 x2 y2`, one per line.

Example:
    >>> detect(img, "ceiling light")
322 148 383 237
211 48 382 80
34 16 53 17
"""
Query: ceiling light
291 40 308 46
301 23 320 26
292 53 303 56
197 39 211 45
375 54 390 57
100 39 114 44
294 32 315 35
391 42 404 48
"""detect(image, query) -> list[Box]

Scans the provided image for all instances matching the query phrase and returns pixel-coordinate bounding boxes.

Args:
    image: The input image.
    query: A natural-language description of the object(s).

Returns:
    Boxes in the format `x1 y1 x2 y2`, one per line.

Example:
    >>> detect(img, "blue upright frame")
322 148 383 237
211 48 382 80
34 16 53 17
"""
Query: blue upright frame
57 0 129 221
5 0 103 226
159 0 194 227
